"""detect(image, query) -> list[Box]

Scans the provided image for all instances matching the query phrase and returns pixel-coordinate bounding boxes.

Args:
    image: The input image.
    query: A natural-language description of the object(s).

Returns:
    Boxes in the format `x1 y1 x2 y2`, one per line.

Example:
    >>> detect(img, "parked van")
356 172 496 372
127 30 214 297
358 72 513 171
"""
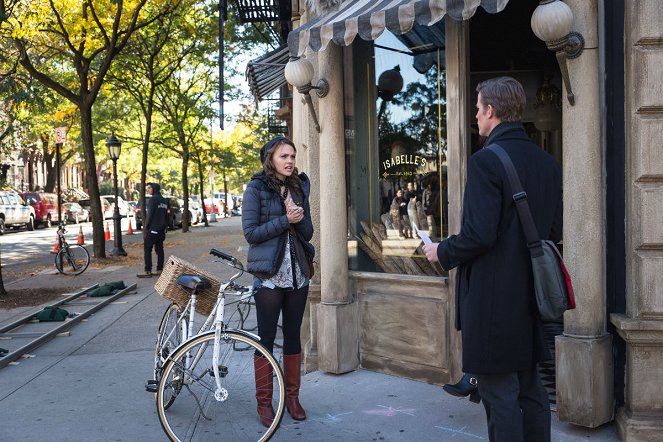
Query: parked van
20 192 61 228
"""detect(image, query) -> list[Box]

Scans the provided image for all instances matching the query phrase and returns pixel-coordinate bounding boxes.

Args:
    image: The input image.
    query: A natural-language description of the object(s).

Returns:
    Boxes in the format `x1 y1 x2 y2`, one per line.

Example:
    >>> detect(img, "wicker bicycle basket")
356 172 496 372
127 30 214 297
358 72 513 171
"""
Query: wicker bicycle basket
154 255 221 316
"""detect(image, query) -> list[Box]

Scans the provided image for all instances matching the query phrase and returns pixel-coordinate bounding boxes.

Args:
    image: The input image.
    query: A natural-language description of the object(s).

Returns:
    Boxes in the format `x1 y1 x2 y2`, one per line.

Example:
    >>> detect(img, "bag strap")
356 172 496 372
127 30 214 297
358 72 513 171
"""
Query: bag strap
486 144 544 258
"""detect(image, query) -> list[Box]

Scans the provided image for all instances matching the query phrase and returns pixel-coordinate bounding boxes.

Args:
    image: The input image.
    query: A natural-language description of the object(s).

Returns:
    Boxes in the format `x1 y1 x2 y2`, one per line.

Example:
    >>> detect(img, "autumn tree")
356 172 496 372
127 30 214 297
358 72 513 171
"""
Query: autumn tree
0 0 178 258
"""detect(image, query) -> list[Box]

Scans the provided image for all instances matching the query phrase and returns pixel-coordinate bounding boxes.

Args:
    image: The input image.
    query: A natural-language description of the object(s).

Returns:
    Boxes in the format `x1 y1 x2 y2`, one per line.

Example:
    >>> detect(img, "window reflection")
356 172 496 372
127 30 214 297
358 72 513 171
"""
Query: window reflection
346 30 448 277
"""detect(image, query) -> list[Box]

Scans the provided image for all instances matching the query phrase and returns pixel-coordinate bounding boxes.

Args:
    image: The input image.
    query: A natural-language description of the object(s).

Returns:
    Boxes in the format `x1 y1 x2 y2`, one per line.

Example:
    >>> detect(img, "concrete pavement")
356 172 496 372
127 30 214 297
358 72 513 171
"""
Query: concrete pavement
0 219 619 441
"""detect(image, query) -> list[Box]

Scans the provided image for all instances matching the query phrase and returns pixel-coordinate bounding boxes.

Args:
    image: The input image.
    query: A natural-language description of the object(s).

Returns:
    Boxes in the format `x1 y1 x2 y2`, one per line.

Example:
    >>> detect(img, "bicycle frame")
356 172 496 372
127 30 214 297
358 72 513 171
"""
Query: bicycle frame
162 264 261 399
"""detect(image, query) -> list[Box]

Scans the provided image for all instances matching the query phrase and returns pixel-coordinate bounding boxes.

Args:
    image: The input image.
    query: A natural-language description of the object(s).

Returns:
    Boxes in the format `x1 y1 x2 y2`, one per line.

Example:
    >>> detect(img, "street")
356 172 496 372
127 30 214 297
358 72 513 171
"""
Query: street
1 216 182 271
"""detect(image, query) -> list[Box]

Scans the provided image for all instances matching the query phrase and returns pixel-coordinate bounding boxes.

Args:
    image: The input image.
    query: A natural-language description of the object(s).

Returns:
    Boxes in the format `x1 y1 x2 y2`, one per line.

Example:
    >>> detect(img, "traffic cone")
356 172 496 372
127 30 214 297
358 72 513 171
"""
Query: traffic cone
77 226 85 245
52 236 59 254
127 219 134 235
105 222 111 241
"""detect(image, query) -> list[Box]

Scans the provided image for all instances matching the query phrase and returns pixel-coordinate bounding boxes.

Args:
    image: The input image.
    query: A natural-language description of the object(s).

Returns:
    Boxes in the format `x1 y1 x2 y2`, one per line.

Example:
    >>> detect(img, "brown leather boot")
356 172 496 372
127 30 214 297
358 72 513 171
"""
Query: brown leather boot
254 355 276 427
283 353 306 420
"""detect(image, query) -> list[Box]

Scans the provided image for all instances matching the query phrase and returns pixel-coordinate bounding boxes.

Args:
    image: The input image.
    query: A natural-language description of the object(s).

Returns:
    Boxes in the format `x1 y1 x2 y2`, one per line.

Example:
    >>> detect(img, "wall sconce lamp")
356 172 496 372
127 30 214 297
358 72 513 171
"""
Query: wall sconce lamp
377 66 404 102
284 56 329 133
531 0 585 105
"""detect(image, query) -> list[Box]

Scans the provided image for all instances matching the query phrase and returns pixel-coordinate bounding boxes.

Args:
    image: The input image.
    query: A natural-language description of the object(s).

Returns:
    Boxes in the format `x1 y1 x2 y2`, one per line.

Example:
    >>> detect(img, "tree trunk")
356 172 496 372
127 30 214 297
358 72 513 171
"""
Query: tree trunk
80 104 106 258
181 148 190 232
140 97 154 229
0 251 7 297
197 156 208 227
41 133 57 192
222 170 229 217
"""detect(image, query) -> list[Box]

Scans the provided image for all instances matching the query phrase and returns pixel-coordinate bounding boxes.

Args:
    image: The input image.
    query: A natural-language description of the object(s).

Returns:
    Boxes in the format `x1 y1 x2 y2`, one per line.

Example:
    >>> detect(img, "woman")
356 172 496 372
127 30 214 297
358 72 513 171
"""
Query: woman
242 136 315 427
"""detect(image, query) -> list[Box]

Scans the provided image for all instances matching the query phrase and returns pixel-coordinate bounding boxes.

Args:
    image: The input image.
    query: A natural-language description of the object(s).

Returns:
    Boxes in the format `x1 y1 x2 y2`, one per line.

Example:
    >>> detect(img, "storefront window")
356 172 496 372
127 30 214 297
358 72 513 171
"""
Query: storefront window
345 28 447 276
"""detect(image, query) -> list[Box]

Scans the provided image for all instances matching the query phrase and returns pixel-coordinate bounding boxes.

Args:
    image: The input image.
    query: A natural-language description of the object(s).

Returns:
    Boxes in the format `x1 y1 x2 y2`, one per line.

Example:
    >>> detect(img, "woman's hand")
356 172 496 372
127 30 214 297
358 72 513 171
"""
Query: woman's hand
287 206 304 224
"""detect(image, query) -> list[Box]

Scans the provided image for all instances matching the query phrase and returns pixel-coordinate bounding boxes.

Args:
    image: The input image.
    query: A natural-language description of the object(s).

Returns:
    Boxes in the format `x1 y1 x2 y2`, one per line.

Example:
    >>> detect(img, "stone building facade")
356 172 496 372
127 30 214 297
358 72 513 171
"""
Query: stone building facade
278 1 663 439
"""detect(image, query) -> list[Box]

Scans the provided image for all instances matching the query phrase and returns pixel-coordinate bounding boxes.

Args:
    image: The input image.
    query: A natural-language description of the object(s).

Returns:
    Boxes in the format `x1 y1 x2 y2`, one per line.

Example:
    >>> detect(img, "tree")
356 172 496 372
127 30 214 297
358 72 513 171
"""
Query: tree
107 2 194 226
0 0 178 258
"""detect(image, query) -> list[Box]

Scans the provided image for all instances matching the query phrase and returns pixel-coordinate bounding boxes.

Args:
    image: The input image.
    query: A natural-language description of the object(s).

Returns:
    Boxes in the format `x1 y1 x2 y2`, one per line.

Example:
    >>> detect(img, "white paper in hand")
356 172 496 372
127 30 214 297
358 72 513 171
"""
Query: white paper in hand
414 225 432 245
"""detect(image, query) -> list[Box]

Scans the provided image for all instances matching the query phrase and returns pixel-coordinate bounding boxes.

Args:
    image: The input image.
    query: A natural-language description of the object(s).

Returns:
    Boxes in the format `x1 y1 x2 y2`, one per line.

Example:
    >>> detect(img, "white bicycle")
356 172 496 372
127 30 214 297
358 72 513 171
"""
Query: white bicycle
150 249 285 441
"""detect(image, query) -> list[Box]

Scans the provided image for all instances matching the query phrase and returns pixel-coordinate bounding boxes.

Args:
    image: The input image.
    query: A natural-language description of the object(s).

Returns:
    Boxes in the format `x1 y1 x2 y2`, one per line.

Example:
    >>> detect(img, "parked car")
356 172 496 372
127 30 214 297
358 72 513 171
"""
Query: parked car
63 202 89 224
20 191 61 228
0 190 35 234
166 196 183 229
179 198 202 225
135 195 181 230
79 198 113 220
100 195 130 218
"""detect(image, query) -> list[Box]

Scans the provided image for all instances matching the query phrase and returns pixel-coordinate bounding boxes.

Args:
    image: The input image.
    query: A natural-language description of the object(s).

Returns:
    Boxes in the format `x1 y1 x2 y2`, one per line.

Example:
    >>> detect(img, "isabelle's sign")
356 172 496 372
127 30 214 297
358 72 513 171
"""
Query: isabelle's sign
382 154 427 170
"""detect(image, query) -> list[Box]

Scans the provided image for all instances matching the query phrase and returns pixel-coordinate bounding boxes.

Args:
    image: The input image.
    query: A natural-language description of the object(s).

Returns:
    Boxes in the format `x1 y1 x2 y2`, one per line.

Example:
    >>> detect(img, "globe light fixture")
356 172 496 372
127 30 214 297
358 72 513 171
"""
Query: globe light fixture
377 66 404 102
284 56 329 132
531 0 585 105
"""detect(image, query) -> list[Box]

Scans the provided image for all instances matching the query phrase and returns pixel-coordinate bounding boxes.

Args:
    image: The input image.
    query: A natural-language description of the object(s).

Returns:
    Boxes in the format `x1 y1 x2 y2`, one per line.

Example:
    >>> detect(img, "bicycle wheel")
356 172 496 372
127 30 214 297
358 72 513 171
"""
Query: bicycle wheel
55 244 90 275
155 304 188 408
156 330 285 442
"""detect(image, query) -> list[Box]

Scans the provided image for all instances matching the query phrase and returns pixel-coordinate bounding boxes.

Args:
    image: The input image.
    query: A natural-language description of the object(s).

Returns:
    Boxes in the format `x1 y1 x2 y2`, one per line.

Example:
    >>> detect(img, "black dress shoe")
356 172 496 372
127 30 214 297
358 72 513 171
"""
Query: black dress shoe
443 373 480 403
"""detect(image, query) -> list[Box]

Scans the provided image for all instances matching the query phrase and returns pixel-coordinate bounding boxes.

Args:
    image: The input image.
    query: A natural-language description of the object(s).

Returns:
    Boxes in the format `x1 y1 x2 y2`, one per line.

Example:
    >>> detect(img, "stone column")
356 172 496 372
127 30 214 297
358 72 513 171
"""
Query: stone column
315 43 359 374
555 0 614 427
290 0 322 373
611 1 663 439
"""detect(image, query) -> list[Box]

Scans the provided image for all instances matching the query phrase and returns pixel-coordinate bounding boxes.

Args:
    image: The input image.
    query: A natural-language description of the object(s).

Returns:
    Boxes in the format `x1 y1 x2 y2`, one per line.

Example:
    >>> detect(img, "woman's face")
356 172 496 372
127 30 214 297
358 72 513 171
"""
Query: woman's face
271 143 296 180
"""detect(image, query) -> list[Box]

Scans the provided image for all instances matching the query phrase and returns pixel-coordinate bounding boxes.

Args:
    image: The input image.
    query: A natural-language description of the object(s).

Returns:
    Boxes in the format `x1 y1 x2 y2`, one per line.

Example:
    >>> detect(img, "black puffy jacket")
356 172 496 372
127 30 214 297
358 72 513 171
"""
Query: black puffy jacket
242 172 314 279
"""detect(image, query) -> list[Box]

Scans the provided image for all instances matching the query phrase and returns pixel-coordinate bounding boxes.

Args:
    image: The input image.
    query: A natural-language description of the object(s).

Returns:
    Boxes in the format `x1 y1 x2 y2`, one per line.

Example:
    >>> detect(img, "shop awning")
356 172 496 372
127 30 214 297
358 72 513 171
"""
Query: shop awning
246 44 289 102
287 0 511 57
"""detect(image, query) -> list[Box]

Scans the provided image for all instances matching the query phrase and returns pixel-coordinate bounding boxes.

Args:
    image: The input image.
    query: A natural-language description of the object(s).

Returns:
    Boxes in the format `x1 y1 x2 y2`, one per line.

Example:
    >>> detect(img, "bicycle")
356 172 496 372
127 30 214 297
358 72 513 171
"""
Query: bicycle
54 223 90 276
150 248 285 442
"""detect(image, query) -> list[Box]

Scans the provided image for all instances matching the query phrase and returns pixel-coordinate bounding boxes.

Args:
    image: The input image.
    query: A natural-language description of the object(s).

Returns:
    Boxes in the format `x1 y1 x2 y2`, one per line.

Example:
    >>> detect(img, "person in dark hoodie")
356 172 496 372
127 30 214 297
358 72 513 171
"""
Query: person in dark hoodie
138 182 169 278
242 137 314 428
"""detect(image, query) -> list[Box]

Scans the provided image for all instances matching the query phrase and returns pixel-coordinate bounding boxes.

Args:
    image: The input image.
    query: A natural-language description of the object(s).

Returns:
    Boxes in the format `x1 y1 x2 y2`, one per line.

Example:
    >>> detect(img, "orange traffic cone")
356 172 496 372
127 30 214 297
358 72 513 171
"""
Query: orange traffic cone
77 226 85 245
127 219 134 235
105 222 111 241
52 236 59 254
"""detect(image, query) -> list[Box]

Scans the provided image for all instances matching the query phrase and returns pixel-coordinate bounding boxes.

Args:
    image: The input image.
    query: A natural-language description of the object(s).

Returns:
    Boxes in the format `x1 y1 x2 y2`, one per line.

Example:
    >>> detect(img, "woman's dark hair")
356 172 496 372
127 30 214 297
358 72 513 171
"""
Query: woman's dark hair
261 138 303 198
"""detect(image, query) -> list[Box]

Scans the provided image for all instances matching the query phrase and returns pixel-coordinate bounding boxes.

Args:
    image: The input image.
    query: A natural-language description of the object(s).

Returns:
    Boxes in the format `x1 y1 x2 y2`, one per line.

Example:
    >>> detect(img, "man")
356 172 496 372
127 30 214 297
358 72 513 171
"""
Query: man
138 183 169 278
423 76 562 442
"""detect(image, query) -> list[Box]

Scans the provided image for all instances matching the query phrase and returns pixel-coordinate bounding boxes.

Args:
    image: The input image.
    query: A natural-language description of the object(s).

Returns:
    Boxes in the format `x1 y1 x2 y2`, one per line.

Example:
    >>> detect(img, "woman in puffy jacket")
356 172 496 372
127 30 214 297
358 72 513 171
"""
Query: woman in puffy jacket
242 136 314 427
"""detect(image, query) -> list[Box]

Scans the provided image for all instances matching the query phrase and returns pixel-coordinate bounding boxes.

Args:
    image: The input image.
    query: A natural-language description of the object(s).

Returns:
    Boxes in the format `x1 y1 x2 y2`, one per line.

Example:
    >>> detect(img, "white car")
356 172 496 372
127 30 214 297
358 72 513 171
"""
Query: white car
100 195 131 218
0 191 36 233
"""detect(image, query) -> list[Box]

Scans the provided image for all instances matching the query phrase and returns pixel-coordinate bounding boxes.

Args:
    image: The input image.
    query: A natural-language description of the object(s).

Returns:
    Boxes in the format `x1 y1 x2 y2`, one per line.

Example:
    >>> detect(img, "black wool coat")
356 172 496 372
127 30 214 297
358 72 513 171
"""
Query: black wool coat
242 171 314 280
437 122 563 374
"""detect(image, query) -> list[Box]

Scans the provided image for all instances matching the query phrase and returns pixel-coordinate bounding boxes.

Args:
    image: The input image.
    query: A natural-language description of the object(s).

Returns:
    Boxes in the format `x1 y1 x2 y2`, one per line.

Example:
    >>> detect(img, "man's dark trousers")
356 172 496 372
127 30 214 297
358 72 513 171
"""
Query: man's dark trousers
476 366 551 442
144 231 165 272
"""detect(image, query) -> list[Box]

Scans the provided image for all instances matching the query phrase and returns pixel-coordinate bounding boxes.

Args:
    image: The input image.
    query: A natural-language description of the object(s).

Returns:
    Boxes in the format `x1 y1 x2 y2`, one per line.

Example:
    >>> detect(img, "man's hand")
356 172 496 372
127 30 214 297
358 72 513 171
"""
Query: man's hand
423 243 440 263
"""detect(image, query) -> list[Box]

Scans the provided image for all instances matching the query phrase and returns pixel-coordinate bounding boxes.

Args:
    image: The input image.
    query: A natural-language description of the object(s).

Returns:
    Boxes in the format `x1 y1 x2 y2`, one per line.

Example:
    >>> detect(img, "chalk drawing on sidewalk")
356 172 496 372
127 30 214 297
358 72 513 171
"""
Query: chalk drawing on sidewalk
363 405 415 417
325 412 353 422
434 424 485 439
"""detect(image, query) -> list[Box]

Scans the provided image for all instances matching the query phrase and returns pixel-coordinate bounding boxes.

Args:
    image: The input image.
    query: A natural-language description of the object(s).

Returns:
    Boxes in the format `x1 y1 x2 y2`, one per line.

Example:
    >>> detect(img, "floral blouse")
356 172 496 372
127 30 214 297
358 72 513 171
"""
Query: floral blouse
261 192 308 290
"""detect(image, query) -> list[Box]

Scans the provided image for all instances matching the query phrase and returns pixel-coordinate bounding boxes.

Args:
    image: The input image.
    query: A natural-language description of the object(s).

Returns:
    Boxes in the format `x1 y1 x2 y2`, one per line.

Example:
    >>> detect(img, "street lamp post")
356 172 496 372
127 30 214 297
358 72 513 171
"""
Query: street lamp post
107 134 127 256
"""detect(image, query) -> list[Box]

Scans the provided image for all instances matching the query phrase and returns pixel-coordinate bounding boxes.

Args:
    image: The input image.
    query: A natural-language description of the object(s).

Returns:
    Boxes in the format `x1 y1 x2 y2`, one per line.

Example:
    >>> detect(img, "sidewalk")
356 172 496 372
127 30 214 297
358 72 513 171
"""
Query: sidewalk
0 219 618 441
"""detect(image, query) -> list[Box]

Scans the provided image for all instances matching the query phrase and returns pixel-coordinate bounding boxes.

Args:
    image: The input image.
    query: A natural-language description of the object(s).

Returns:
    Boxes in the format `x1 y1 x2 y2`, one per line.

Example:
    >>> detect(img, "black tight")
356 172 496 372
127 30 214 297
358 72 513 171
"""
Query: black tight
254 285 309 355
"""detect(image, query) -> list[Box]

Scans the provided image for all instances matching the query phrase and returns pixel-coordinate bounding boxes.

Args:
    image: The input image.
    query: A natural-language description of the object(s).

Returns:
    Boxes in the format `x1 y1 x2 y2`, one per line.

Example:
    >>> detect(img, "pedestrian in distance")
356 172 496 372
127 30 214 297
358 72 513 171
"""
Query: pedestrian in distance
242 136 315 428
137 183 169 278
423 76 563 442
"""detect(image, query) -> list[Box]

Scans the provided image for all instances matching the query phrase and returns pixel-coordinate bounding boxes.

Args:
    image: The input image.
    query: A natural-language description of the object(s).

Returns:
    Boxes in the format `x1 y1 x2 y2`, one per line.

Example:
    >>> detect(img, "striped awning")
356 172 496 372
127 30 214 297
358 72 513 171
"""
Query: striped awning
287 0 511 57
246 44 289 102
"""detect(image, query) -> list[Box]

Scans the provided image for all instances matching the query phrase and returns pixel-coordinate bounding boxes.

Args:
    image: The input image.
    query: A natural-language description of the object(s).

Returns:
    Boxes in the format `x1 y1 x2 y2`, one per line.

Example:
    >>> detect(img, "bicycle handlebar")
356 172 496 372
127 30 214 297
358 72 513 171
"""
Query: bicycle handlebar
210 248 234 261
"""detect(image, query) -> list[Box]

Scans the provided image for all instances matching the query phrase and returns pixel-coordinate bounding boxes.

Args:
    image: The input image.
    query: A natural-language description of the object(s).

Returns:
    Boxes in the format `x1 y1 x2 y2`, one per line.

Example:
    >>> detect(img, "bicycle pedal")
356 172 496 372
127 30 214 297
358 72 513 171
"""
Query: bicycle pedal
209 366 229 377
145 380 158 393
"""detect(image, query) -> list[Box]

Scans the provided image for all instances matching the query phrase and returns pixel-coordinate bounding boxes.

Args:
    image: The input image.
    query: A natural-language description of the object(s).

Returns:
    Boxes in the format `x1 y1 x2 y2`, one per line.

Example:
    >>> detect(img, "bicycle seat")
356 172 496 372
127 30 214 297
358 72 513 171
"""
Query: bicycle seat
175 275 210 292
